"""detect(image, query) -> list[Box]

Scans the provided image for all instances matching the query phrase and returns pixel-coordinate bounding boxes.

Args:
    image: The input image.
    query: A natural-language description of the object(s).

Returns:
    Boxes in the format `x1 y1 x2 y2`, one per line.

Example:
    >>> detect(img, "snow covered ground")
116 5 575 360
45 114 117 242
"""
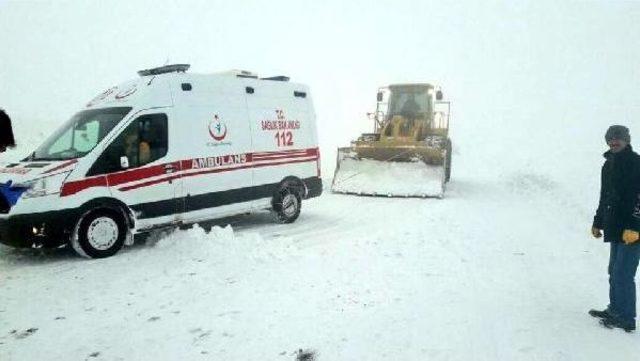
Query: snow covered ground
4 0 640 359
2 116 639 360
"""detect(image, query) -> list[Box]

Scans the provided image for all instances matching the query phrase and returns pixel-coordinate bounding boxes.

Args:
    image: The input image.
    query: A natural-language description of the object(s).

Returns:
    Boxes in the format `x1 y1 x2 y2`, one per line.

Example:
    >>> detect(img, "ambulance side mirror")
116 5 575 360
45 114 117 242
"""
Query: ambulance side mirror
377 92 383 102
436 90 443 101
120 156 130 169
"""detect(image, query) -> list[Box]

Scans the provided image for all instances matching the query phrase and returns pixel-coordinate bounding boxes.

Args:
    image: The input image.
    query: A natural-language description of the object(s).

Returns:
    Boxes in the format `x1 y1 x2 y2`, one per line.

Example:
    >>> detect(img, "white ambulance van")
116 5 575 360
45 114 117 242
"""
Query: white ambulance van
0 64 322 258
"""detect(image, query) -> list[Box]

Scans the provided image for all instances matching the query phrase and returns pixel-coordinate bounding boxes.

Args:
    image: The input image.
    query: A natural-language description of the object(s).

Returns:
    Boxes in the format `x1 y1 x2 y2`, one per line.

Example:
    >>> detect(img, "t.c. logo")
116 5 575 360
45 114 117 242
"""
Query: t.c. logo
86 87 116 107
115 84 137 99
208 115 227 141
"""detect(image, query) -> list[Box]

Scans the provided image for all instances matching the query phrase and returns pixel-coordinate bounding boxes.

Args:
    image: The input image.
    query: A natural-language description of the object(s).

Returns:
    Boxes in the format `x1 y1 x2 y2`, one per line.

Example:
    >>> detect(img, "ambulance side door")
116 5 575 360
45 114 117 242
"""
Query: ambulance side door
87 110 183 229
245 81 311 209
174 84 254 222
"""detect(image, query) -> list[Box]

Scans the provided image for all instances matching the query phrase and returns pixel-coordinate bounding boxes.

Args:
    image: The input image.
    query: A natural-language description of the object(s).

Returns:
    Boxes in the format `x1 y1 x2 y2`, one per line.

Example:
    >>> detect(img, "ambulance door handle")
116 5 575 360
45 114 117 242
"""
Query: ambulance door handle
164 164 176 174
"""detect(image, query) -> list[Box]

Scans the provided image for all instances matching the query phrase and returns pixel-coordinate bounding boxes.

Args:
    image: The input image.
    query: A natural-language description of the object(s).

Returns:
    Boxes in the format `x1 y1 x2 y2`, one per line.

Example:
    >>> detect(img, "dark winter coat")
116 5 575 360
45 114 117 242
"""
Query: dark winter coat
0 109 16 152
593 145 640 242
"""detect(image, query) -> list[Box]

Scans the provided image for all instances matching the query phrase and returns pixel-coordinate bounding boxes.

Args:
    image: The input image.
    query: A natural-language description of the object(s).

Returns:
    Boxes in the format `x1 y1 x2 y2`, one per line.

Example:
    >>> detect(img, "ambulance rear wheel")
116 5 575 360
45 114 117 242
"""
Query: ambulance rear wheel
272 184 302 224
73 209 127 258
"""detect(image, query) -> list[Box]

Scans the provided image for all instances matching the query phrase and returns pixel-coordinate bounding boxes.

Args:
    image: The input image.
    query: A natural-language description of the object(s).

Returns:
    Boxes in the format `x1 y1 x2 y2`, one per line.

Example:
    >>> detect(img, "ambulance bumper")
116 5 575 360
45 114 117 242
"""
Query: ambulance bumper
0 209 80 248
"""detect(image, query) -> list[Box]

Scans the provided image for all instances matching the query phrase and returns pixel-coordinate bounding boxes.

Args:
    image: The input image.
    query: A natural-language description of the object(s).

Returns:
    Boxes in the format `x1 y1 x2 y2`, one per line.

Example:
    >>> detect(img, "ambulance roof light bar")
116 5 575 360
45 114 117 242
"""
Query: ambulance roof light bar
261 76 290 82
138 64 191 77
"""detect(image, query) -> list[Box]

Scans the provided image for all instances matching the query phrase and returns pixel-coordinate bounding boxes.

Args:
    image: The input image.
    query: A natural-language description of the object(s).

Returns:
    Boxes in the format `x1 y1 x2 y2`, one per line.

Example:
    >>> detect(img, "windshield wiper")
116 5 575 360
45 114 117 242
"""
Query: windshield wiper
30 154 76 161
21 152 36 162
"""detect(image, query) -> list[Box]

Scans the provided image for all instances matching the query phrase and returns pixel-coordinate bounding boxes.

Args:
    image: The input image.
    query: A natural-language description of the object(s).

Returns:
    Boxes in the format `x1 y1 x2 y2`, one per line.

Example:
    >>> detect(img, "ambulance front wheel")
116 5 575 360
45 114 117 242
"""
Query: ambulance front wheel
272 183 302 224
72 209 127 258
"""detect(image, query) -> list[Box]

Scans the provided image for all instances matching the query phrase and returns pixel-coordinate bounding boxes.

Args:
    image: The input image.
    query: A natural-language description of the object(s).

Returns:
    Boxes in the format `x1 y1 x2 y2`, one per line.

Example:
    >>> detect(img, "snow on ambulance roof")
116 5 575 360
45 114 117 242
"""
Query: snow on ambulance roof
85 76 173 110
85 64 299 110
85 64 190 109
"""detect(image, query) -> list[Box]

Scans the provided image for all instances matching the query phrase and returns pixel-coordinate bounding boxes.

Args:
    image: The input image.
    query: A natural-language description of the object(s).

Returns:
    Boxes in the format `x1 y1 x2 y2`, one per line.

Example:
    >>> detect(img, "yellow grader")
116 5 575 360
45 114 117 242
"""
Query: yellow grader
331 83 452 198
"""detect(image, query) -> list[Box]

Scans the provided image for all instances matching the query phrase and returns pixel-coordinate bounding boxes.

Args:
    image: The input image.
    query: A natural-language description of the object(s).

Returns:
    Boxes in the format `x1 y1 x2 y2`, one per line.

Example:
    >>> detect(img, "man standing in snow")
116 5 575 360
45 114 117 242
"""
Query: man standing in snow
589 125 640 332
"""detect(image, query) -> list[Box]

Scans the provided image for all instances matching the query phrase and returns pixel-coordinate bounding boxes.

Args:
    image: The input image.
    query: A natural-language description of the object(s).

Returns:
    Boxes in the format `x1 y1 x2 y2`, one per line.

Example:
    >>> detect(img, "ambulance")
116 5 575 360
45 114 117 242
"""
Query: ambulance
0 64 322 258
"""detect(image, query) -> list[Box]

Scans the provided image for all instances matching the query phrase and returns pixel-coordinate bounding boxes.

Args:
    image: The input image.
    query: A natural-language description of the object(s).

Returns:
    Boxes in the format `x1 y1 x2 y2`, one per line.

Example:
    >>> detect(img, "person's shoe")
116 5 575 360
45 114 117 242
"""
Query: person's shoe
588 308 613 319
599 317 636 333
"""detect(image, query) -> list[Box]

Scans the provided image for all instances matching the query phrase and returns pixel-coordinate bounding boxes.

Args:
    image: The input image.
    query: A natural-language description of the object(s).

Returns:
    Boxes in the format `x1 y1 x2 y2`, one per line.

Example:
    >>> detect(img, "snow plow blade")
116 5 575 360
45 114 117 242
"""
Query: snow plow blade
331 147 446 198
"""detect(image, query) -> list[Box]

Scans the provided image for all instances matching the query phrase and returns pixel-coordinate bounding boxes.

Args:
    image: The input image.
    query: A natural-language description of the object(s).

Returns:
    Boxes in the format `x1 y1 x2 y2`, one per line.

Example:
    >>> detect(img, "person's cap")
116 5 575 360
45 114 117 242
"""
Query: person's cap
605 125 630 143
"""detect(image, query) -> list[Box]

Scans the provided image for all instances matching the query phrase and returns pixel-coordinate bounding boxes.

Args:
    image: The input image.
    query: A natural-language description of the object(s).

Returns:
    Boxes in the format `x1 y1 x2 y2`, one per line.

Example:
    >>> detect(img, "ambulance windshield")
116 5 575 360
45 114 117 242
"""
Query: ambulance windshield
31 107 132 161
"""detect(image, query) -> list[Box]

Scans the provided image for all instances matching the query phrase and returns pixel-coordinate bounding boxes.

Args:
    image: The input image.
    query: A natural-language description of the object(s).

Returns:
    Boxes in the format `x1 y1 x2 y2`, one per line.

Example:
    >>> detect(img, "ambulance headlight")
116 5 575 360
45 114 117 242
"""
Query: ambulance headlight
21 171 72 199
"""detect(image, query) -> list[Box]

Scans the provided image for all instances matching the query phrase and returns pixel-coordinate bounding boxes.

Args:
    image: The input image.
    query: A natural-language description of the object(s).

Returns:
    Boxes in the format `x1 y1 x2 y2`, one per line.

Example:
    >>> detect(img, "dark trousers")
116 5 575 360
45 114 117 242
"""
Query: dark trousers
608 241 640 324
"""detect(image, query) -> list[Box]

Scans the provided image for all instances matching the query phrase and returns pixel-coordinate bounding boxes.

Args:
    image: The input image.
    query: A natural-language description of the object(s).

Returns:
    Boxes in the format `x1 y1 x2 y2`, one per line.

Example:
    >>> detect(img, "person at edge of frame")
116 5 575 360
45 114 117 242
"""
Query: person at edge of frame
0 108 16 153
589 125 640 333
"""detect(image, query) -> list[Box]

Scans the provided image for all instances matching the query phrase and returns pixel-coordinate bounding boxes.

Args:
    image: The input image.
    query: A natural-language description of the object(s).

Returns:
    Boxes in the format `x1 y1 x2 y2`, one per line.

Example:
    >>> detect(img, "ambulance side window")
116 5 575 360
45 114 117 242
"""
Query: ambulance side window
137 114 168 166
87 114 168 176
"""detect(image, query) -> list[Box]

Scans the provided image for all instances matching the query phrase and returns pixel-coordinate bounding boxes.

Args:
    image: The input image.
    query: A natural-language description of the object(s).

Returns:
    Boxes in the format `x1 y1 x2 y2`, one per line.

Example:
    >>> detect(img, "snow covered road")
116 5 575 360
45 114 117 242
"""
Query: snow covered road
2 169 639 361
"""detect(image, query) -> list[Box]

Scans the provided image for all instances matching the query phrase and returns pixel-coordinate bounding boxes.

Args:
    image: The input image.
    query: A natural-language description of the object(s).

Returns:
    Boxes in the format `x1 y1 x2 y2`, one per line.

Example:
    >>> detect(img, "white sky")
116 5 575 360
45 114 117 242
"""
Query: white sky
1 0 639 170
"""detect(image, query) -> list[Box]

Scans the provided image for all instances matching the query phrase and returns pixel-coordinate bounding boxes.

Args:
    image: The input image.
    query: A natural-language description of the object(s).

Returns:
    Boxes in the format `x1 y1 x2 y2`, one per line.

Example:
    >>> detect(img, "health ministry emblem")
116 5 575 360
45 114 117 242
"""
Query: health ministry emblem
208 114 228 141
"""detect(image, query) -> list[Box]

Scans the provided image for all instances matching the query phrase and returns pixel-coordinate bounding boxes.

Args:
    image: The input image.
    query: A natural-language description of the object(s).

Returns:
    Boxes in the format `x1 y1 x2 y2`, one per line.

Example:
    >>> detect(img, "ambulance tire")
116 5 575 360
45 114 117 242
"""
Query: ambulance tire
73 209 127 259
272 183 302 224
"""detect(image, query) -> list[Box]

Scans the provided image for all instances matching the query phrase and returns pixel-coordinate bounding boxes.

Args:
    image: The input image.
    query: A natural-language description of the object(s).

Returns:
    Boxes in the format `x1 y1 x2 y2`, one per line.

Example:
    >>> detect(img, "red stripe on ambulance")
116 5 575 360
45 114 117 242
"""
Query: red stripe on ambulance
60 148 319 196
